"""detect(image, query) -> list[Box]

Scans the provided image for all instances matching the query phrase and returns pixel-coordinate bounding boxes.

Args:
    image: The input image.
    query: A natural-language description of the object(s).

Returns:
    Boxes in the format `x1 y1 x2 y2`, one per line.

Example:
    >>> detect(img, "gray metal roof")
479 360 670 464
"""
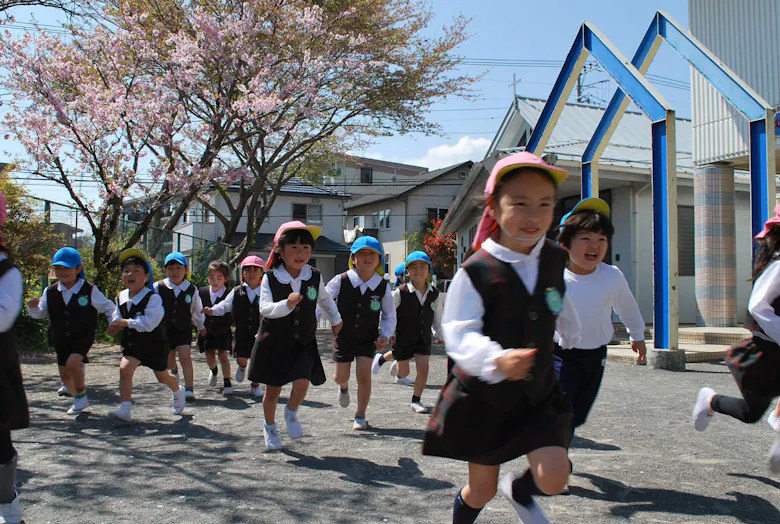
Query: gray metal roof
344 161 473 210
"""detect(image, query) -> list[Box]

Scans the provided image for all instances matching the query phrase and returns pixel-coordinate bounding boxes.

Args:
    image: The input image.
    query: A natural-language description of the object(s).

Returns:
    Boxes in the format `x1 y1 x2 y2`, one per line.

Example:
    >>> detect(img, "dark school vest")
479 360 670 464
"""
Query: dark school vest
156 281 196 332
46 281 98 350
119 291 166 350
336 273 388 348
395 284 439 350
233 285 261 342
259 270 321 346
199 286 233 335
458 240 567 408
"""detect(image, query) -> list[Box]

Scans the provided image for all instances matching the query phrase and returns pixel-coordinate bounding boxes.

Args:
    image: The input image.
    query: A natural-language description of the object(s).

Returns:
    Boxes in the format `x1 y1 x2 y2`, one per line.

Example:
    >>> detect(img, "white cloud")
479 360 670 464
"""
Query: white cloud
405 136 491 170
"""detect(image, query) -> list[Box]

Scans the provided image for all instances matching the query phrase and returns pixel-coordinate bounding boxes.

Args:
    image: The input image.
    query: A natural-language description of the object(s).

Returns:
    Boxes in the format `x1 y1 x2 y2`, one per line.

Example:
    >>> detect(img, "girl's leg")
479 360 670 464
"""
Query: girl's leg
288 379 310 411
263 385 282 424
711 389 774 423
412 355 430 400
332 362 351 388
396 360 411 379
118 357 141 402
217 350 232 379
65 354 86 393
167 350 177 373
205 349 217 371
154 369 180 391
0 430 17 510
511 446 569 500
456 463 499 523
176 345 194 388
236 356 248 370
355 357 372 418
58 364 74 395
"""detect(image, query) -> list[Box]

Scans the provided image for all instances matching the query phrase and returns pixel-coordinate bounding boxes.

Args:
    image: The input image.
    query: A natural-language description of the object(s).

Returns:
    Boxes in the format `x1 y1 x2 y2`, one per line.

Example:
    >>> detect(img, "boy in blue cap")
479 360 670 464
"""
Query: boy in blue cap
155 252 206 402
326 236 396 430
393 262 406 289
27 247 116 415
373 251 441 414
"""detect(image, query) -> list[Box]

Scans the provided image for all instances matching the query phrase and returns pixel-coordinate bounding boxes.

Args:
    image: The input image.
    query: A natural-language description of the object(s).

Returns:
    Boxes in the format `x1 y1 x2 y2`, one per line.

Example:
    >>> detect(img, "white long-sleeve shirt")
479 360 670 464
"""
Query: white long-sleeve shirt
111 287 165 333
555 263 645 349
326 269 397 338
443 237 581 384
259 265 342 324
0 254 22 333
748 259 780 344
208 282 262 317
27 278 117 322
392 281 442 340
153 278 205 330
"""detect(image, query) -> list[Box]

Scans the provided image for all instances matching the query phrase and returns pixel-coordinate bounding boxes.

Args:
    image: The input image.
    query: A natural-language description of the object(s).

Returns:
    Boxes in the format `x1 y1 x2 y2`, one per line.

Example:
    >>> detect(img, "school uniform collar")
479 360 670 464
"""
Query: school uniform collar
347 269 382 290
119 287 151 306
242 282 262 300
57 278 85 295
162 278 191 292
209 286 226 298
273 264 312 285
482 236 545 265
406 281 432 295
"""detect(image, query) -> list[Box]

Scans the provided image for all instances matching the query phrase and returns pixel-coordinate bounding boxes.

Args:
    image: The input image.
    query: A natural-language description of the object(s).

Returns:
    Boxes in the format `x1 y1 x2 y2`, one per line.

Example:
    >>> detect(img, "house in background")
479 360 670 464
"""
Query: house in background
345 161 473 278
327 156 429 198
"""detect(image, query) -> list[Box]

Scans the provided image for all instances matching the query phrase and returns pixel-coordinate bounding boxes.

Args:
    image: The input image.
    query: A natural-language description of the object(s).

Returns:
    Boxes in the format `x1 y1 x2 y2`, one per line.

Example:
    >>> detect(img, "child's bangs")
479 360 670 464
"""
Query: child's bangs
279 228 315 247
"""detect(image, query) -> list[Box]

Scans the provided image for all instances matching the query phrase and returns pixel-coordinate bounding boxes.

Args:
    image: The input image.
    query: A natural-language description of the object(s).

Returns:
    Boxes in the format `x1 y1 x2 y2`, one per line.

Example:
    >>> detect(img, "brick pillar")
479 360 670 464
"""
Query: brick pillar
694 164 736 327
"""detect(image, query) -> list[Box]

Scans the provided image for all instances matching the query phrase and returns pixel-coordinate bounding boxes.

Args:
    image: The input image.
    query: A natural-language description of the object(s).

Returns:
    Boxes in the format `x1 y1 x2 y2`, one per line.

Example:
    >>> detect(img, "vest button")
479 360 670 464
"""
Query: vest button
65 332 70 336
357 303 362 308
295 307 301 312
529 312 538 320
64 311 69 316
293 333 299 339
294 320 299 326
356 314 360 319
127 342 132 347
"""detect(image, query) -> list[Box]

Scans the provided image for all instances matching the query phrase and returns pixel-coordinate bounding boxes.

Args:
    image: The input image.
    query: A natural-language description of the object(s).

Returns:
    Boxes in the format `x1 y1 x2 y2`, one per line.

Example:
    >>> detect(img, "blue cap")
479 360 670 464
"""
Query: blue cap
349 236 385 275
394 262 406 278
51 247 86 279
405 251 434 283
164 252 187 267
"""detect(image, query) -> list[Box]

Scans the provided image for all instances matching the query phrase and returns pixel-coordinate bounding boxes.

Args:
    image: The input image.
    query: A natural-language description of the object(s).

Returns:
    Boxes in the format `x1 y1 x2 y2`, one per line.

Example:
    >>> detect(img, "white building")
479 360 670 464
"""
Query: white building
442 96 761 325
328 156 429 198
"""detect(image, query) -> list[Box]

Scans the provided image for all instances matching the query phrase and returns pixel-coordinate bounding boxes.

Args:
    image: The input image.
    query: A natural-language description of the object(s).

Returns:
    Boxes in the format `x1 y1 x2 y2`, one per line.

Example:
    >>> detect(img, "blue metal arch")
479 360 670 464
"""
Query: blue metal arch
525 22 679 351
582 11 775 239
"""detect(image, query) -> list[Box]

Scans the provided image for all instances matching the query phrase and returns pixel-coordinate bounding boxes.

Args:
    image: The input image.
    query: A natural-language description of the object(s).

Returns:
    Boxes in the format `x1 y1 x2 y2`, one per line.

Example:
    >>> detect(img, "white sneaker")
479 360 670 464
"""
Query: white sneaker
768 412 780 433
67 395 88 415
352 415 368 431
108 403 133 422
235 366 246 383
172 386 186 415
263 422 283 450
371 353 384 375
222 386 233 396
395 376 414 386
499 474 550 524
57 384 70 397
251 385 264 398
411 401 429 414
338 387 350 408
0 492 21 524
185 389 196 402
770 437 780 474
285 407 304 439
208 370 218 387
693 387 716 432
390 360 398 377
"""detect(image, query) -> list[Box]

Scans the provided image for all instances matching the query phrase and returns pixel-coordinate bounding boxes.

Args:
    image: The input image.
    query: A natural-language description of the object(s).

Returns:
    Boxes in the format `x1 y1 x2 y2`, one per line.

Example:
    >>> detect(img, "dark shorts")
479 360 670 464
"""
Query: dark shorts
55 344 91 367
167 327 193 350
333 340 376 363
726 336 780 397
393 341 431 361
233 332 256 360
197 331 233 353
123 344 168 373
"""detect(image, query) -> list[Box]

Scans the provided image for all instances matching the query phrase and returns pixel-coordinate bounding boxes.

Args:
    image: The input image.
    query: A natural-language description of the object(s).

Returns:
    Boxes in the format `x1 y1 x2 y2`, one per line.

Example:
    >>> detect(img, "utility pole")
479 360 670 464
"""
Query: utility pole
508 74 522 109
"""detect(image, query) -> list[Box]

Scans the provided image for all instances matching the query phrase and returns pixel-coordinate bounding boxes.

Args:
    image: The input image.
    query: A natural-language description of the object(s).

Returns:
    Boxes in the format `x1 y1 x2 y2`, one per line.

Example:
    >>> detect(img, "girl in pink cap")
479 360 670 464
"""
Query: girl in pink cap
422 152 581 523
0 190 27 523
693 203 780 473
205 255 266 398
248 221 342 450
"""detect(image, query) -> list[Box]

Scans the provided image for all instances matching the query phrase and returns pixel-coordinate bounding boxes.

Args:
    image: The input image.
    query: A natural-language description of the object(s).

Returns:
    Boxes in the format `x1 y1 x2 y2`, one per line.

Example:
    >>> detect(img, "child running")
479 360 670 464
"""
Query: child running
248 221 343 449
326 236 396 431
372 251 441 413
27 247 116 415
693 203 780 473
197 260 234 395
204 255 265 398
422 152 581 523
0 190 27 524
155 252 206 402
555 198 646 440
107 249 186 422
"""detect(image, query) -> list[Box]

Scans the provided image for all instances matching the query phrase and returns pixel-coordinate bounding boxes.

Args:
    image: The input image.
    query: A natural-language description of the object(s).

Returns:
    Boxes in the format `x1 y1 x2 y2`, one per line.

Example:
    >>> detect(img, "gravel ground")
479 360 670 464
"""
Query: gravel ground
11 336 780 524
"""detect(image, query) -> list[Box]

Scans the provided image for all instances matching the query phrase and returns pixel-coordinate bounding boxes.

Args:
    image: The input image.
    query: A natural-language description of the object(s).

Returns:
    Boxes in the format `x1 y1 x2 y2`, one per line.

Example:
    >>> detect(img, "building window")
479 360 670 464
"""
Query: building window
678 205 695 277
292 203 323 224
182 209 188 224
468 224 477 247
378 209 391 230
459 170 468 179
427 207 448 224
360 167 373 184
384 253 390 275
353 216 364 228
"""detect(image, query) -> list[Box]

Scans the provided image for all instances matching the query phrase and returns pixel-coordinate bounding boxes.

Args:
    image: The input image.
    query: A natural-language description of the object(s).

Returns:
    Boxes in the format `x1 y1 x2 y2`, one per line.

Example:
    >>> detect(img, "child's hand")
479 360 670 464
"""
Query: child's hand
375 336 389 351
198 328 207 336
108 319 129 335
287 293 303 309
632 340 647 365
28 298 39 308
203 307 213 316
495 348 537 381
331 321 343 337
389 336 396 346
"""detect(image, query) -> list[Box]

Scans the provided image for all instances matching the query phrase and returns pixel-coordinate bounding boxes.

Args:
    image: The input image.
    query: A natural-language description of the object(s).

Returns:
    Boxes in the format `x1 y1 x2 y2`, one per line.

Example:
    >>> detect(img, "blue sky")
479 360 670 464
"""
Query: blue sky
2 0 692 202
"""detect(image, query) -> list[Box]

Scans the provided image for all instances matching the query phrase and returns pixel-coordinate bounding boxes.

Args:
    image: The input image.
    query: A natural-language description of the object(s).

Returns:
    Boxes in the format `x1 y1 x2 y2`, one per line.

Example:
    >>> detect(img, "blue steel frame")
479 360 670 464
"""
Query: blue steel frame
526 23 680 350
583 11 775 239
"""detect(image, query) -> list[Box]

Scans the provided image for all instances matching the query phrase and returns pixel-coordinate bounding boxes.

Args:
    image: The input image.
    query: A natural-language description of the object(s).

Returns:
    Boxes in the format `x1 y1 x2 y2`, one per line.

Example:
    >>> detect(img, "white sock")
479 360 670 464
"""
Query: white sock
768 412 780 433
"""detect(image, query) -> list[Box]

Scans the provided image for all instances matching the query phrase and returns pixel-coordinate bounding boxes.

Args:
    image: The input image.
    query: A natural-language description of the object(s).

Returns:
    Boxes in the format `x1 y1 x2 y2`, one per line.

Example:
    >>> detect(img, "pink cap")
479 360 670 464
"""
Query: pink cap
266 221 322 268
241 255 265 268
472 152 568 251
756 202 780 239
